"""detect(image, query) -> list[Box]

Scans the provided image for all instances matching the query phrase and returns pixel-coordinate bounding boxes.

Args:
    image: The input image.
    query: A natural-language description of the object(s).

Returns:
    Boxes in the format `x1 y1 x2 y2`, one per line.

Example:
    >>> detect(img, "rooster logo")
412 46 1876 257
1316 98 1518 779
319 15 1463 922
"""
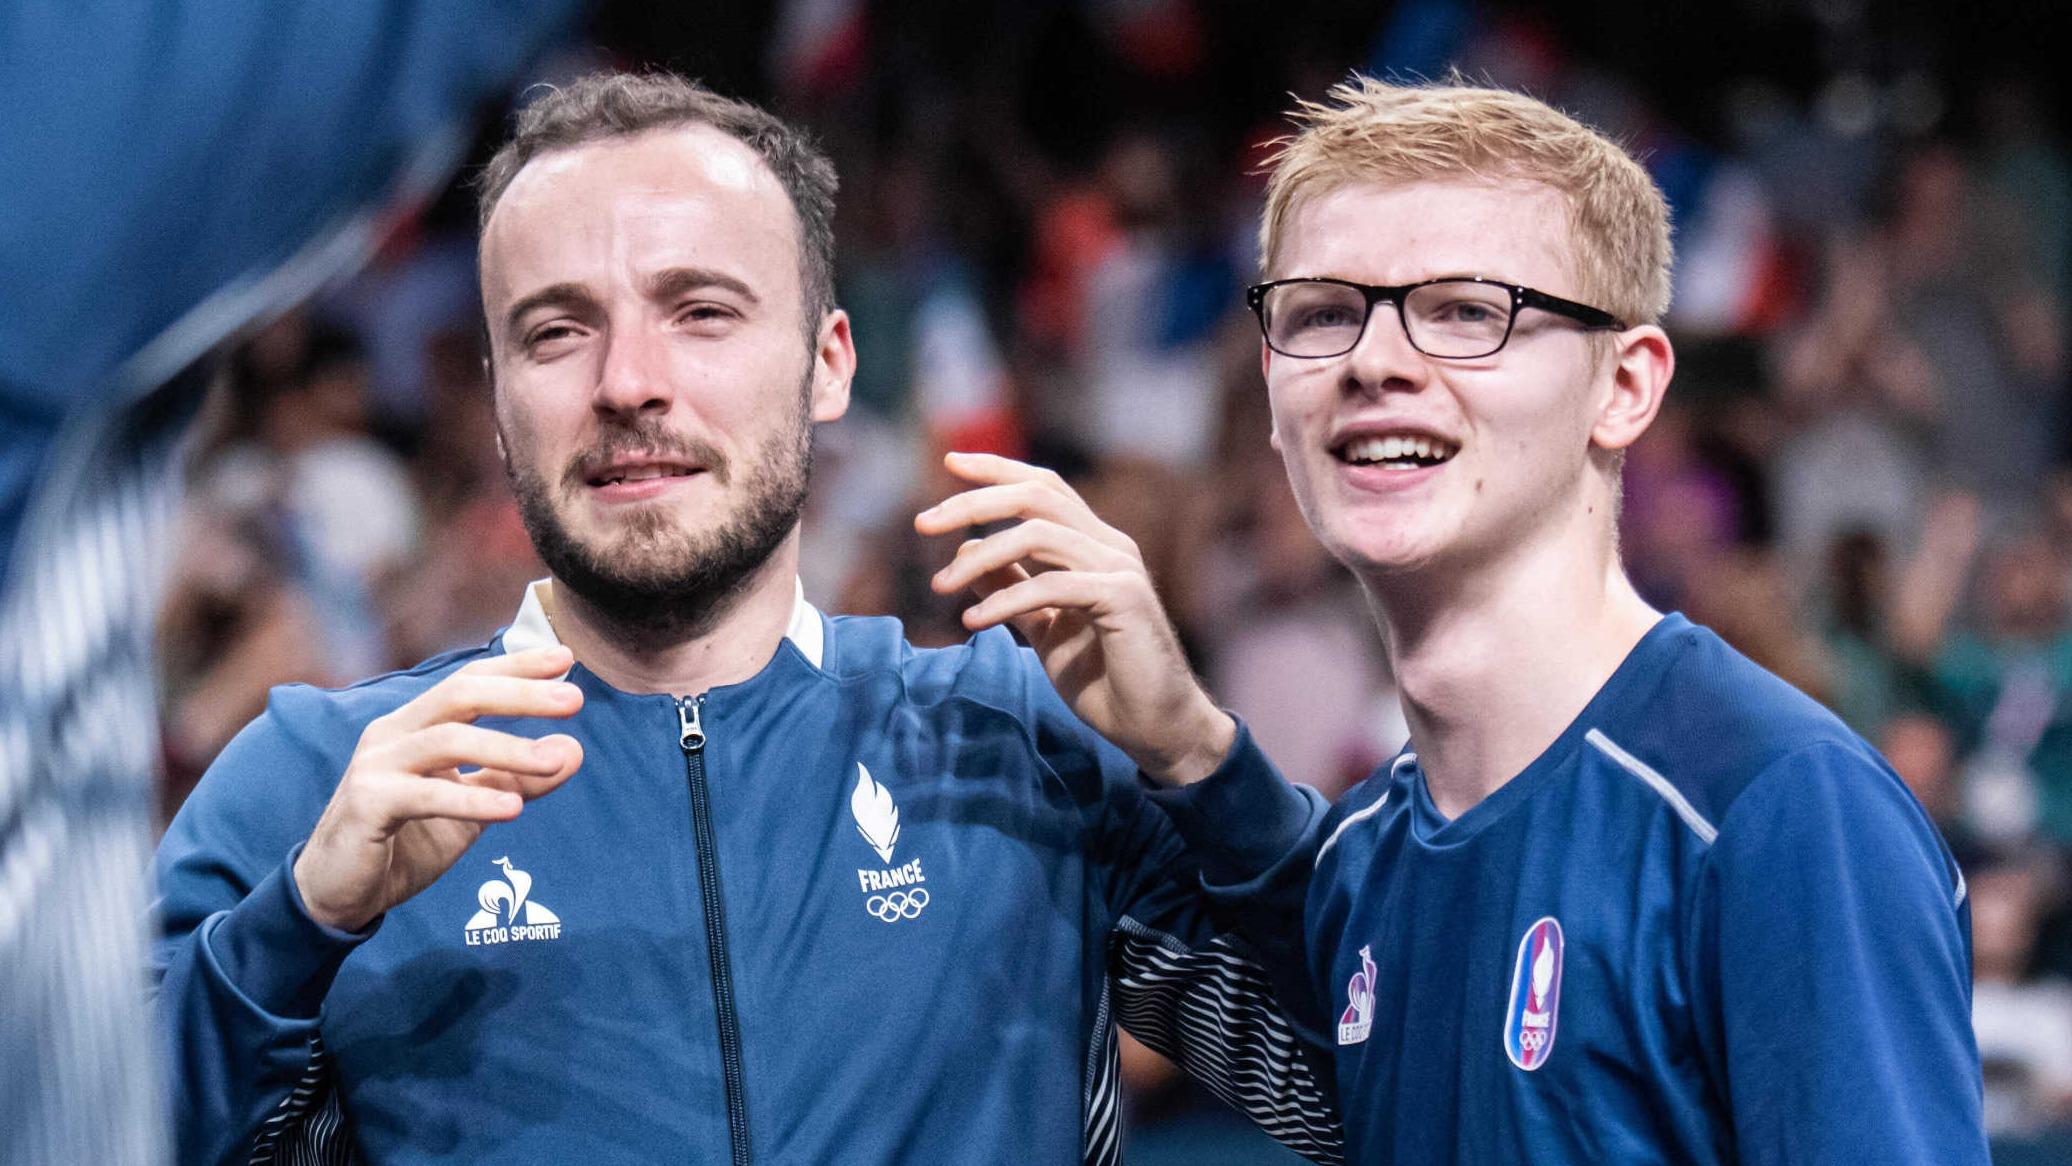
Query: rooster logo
850 764 901 864
465 856 561 931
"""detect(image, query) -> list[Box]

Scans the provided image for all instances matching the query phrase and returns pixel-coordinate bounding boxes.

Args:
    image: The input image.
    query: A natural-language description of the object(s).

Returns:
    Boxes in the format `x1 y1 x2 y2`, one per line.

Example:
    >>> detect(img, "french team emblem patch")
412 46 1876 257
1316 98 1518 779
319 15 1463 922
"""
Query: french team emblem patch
1502 917 1564 1071
1336 944 1376 1046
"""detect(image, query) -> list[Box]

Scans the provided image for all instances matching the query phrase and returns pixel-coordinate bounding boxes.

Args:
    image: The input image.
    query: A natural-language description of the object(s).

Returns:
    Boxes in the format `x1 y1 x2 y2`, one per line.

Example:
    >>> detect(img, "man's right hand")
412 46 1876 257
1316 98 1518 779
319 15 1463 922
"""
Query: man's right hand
292 646 585 932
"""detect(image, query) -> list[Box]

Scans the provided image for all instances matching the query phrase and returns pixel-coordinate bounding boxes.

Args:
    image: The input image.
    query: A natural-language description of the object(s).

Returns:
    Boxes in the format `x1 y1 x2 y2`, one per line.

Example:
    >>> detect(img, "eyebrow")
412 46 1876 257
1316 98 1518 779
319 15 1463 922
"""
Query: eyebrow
646 266 760 306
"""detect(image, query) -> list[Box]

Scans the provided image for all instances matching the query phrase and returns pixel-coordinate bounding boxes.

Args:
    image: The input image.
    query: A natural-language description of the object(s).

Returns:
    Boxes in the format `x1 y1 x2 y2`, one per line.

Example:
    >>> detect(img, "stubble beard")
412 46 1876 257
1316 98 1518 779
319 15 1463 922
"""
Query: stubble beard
501 376 815 650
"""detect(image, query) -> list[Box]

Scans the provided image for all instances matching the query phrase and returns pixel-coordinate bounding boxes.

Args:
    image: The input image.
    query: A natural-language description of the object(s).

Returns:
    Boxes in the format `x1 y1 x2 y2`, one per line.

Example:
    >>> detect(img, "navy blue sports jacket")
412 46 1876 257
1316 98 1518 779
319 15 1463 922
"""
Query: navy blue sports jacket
153 581 1341 1165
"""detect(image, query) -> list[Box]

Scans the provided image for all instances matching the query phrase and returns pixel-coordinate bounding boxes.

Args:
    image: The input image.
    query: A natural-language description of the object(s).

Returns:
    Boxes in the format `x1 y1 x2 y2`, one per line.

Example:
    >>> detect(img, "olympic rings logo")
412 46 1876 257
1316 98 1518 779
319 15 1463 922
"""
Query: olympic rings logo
865 888 929 922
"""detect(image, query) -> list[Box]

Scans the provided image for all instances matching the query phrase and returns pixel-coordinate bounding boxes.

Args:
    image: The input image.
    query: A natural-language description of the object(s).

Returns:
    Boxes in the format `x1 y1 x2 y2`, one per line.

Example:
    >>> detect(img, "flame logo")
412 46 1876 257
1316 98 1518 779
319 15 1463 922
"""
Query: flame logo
1530 935 1555 1012
850 763 900 864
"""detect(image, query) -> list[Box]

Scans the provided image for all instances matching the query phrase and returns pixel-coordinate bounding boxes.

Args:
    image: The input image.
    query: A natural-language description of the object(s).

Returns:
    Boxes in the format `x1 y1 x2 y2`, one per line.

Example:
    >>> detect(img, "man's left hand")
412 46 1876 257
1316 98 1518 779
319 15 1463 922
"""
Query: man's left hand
917 451 1235 785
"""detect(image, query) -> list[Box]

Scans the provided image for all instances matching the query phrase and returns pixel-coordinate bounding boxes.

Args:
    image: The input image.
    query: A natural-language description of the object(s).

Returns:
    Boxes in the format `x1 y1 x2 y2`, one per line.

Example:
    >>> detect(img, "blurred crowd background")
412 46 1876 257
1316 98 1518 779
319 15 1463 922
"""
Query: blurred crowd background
147 0 2070 1160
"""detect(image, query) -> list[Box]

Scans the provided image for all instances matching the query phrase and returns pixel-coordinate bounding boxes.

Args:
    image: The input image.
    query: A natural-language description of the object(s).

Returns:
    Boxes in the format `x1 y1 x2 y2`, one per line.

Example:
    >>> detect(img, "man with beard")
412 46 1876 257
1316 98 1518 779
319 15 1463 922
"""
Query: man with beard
151 73 1342 1165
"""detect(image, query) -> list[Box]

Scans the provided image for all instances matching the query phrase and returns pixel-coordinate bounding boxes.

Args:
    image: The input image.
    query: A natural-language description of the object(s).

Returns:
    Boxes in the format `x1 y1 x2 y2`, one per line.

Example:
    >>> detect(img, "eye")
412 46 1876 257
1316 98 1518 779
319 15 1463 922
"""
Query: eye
523 322 585 356
1293 303 1361 329
1436 300 1495 323
675 301 741 328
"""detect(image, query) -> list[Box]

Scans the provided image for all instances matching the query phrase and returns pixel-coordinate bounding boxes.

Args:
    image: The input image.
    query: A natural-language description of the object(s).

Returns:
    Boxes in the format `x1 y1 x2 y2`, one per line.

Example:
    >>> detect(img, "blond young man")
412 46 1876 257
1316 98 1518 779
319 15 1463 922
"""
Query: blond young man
924 78 1988 1163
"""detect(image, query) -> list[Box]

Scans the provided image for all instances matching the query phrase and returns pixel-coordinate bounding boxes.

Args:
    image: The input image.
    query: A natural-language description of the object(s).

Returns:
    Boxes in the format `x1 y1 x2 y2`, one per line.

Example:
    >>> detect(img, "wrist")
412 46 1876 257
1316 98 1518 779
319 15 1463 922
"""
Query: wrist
1139 700 1238 787
291 846 372 934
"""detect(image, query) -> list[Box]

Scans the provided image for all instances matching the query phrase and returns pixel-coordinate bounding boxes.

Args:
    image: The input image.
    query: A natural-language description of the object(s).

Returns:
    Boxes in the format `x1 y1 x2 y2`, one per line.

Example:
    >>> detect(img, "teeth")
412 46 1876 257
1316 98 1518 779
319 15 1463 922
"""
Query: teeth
1338 434 1457 467
600 464 692 486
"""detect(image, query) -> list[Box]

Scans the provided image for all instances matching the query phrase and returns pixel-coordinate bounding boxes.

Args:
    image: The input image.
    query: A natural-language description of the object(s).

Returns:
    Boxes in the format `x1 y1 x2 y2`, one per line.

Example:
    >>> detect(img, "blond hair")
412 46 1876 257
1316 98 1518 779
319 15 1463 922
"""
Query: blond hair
1259 76 1672 326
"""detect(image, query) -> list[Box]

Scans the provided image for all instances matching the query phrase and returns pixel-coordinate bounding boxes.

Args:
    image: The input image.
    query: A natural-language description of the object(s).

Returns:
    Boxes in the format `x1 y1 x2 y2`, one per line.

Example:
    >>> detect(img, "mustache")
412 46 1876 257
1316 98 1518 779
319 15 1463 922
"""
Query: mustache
561 419 730 490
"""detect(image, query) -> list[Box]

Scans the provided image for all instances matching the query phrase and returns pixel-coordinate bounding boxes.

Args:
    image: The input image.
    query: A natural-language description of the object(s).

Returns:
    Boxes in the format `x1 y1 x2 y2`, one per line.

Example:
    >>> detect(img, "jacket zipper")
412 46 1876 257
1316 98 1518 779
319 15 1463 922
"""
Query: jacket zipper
678 695 751 1166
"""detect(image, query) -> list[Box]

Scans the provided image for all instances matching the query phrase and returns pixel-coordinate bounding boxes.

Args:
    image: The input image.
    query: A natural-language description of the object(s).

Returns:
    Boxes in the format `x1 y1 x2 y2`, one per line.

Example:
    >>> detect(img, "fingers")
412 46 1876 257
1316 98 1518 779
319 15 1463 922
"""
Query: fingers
961 568 1144 633
916 480 1086 538
915 454 1136 557
375 652 583 737
451 762 579 800
931 519 1131 596
367 774 525 825
938 449 1066 490
377 725 583 781
461 643 575 679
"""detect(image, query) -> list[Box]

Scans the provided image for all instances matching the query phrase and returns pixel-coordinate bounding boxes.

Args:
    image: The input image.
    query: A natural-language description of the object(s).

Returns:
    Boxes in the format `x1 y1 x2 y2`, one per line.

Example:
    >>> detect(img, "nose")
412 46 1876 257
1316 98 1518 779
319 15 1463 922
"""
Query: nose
593 322 674 416
1339 300 1429 398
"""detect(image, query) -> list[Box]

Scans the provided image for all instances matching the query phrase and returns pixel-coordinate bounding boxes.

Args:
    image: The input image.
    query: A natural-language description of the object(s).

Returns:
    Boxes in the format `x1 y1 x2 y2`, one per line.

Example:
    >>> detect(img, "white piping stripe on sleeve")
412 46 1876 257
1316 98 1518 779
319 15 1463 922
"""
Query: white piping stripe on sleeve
1315 754 1414 865
1585 729 1719 845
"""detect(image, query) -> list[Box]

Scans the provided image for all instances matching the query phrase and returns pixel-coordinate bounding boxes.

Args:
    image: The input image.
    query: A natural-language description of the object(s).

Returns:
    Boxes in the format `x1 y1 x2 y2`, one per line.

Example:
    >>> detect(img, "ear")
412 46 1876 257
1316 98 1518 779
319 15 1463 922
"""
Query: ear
1589 325 1673 453
1262 342 1283 453
810 309 856 424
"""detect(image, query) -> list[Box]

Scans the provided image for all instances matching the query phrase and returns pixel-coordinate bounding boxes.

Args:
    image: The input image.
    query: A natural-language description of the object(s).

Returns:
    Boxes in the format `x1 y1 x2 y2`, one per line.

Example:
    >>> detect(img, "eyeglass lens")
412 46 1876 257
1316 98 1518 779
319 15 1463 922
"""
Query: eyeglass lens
1264 280 1515 358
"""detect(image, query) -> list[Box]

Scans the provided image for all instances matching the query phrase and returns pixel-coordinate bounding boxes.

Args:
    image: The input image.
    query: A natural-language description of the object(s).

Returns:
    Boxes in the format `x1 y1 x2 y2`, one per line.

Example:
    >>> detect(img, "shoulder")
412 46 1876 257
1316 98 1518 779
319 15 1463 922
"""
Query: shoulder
1584 617 1893 845
820 615 1126 798
220 642 494 776
822 615 1046 713
1316 752 1414 867
161 642 497 877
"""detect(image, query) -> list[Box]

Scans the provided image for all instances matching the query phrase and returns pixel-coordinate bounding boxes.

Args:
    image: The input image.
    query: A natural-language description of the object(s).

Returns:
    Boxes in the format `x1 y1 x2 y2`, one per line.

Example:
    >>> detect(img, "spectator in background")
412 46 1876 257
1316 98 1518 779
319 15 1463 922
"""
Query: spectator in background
1883 145 2065 522
156 504 334 813
1881 709 1972 846
1076 127 1236 470
1817 528 1906 735
1898 502 2072 847
1768 234 1937 576
1619 401 1745 611
198 326 421 679
1971 844 2072 1138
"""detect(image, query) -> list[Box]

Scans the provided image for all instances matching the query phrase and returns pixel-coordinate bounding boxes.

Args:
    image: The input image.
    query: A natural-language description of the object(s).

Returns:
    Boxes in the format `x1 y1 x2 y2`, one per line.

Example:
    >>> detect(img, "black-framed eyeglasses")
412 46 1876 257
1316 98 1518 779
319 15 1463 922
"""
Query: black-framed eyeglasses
1245 276 1627 360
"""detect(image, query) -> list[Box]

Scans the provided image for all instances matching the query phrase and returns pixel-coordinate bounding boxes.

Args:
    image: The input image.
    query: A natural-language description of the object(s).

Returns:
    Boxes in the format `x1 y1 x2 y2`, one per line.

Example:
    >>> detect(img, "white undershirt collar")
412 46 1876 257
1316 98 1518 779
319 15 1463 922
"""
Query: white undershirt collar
501 577 825 669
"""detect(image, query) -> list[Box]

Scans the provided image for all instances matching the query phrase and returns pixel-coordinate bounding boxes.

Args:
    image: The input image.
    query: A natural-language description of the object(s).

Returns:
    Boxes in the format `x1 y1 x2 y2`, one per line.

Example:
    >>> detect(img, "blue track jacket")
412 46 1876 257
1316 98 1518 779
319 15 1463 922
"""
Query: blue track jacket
154 581 1342 1165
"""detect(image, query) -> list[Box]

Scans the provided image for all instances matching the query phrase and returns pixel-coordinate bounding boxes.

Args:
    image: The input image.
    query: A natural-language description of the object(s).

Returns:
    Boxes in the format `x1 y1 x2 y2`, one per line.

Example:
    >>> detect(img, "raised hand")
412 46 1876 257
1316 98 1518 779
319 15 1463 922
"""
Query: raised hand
292 646 586 932
916 451 1234 785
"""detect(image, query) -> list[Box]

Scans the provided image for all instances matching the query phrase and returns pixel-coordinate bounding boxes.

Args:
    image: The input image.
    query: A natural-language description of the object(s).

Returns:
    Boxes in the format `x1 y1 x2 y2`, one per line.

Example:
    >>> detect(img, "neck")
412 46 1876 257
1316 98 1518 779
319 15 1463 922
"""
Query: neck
545 533 805 696
1362 506 1659 820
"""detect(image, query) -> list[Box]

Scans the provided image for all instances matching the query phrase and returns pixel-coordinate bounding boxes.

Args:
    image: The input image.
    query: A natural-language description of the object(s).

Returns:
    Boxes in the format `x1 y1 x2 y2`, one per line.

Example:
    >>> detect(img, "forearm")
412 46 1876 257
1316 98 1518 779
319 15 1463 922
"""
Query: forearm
155 849 370 1164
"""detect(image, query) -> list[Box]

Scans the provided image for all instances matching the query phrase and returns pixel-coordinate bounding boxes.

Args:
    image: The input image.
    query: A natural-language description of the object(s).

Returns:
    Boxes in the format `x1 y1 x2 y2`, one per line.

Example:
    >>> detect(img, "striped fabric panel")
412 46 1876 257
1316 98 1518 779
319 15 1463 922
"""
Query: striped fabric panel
1080 978 1122 1166
248 1037 355 1166
0 376 194 1166
1109 917 1345 1165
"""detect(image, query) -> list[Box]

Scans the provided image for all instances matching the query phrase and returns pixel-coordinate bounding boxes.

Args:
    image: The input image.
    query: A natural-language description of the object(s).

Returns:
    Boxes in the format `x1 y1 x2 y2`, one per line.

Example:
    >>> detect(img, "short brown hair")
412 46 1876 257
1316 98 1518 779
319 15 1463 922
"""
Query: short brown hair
1259 76 1672 326
478 72 839 329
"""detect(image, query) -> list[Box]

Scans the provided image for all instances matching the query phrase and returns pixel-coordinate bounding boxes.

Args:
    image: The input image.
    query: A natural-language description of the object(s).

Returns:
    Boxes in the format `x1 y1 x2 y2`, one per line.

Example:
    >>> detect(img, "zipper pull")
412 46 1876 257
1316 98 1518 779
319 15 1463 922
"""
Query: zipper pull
677 695 706 753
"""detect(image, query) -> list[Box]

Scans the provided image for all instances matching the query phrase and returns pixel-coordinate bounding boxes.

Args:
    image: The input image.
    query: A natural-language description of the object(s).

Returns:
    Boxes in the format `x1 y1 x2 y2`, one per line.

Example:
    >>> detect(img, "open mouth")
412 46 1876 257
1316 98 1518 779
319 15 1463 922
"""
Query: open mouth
585 462 701 488
1333 433 1460 471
